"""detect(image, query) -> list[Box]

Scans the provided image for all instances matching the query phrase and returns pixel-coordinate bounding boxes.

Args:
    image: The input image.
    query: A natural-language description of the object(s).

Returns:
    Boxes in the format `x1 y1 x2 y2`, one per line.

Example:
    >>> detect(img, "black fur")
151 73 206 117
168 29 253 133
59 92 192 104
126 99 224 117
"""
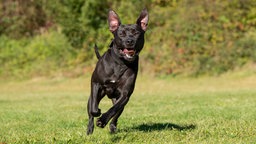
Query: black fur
87 9 149 135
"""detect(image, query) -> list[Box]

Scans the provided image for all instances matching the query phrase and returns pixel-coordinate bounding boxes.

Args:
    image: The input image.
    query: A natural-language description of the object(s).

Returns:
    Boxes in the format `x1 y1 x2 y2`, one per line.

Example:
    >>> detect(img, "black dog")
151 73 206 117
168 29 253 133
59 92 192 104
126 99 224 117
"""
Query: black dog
87 9 149 135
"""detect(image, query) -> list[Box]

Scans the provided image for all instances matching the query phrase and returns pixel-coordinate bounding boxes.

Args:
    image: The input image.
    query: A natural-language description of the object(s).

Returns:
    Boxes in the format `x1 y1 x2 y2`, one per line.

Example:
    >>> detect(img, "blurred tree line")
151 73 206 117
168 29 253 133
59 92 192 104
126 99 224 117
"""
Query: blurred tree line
0 0 256 78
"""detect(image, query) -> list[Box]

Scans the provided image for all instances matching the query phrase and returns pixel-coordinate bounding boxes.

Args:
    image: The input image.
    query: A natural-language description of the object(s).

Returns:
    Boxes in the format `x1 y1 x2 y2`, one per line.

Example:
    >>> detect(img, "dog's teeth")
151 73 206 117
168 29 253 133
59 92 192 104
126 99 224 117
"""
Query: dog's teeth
125 54 133 58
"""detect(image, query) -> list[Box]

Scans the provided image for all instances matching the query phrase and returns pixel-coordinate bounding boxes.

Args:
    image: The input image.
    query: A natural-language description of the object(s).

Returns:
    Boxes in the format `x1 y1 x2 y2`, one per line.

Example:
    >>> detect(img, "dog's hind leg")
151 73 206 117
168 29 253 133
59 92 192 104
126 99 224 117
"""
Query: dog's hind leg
108 98 124 133
110 110 124 133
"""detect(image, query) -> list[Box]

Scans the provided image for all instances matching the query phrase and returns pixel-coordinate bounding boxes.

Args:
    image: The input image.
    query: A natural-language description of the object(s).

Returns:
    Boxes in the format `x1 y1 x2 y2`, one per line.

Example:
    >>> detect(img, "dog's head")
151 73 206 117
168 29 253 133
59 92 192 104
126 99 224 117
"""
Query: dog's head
108 9 149 62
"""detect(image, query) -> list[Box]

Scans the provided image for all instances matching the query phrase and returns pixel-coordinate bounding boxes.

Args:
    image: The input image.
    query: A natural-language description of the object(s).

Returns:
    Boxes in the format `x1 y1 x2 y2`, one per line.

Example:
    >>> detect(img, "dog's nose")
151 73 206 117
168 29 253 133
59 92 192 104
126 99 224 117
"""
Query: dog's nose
126 39 134 46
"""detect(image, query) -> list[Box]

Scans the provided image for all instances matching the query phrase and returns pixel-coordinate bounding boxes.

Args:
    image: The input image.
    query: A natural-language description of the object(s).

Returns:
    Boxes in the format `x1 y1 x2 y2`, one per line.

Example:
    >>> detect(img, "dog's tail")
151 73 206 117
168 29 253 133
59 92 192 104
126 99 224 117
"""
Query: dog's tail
94 44 101 59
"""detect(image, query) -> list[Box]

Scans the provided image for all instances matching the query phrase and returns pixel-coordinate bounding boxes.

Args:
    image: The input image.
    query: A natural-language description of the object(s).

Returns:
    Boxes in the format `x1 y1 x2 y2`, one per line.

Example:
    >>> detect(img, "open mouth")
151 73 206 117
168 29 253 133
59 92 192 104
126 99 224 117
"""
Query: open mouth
120 48 136 59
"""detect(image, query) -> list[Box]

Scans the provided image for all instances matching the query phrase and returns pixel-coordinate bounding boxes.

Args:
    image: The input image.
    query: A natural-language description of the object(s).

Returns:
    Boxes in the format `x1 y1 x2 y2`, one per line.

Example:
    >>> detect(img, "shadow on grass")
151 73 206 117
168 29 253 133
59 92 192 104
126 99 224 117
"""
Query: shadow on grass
110 123 196 142
129 122 196 132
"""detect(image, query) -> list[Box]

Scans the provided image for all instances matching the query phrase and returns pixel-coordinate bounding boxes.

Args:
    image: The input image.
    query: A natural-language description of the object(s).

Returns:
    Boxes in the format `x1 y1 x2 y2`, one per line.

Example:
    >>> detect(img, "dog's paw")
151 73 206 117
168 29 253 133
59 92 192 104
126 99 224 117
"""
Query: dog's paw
109 123 117 133
86 125 94 135
96 118 106 128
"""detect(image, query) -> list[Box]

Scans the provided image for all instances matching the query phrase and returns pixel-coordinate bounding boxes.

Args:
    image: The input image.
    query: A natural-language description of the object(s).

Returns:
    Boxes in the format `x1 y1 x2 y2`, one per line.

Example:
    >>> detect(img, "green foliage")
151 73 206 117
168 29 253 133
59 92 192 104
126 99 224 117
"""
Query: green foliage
142 0 256 76
0 0 48 38
0 31 76 78
45 0 87 48
0 0 256 78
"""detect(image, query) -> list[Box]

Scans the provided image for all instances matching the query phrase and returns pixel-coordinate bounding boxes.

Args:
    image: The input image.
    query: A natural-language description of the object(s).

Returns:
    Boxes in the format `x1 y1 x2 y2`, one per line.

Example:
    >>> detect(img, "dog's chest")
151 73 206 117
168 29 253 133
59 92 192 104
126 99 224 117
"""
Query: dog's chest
113 64 127 79
103 64 128 98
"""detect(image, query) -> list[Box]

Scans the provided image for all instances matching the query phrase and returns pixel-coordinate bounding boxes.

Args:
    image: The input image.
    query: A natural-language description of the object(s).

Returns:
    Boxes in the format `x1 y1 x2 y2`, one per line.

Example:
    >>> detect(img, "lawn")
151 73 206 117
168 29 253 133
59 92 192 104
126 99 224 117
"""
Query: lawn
0 74 256 143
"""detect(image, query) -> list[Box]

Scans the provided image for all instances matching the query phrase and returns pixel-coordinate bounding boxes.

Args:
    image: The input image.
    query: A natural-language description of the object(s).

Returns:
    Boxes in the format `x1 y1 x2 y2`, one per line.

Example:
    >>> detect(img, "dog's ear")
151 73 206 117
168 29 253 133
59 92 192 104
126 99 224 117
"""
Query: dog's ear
108 10 121 32
136 8 149 31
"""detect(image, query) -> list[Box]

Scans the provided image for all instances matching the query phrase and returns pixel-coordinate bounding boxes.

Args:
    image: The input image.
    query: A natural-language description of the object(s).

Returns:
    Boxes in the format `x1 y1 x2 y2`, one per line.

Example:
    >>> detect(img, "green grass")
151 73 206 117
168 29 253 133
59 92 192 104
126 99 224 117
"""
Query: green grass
0 75 256 143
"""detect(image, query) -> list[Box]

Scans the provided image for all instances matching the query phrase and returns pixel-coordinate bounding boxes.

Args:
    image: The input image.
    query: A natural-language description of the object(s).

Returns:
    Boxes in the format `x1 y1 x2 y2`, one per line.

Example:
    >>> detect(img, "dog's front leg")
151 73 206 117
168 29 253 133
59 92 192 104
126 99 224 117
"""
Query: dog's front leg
87 99 94 135
87 82 103 135
96 95 130 128
88 82 102 117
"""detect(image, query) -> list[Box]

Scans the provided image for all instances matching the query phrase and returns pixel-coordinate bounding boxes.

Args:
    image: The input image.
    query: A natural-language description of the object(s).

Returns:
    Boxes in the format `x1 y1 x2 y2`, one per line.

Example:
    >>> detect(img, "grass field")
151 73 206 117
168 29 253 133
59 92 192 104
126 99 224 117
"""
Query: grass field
0 74 256 143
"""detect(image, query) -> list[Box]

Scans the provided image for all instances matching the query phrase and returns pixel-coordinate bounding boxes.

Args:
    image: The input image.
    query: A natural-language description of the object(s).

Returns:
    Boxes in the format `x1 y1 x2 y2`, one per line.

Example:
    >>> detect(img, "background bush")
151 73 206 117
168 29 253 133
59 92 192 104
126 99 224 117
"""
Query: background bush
0 0 256 78
0 31 76 78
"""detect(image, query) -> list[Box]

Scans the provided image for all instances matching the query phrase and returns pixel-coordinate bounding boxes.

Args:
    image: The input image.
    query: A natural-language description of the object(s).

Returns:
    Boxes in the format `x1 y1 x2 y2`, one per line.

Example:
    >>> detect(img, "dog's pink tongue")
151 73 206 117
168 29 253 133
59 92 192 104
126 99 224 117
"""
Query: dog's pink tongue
123 49 135 55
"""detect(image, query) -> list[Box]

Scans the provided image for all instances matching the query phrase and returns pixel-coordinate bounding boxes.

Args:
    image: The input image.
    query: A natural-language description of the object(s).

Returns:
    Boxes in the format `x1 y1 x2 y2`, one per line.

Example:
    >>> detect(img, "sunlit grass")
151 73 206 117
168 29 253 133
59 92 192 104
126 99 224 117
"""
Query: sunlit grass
0 75 256 143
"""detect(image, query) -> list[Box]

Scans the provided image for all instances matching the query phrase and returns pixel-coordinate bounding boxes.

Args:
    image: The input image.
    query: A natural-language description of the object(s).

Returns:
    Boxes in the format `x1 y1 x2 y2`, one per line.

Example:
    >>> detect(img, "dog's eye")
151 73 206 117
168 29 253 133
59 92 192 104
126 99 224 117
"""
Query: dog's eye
131 29 139 35
119 31 126 37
